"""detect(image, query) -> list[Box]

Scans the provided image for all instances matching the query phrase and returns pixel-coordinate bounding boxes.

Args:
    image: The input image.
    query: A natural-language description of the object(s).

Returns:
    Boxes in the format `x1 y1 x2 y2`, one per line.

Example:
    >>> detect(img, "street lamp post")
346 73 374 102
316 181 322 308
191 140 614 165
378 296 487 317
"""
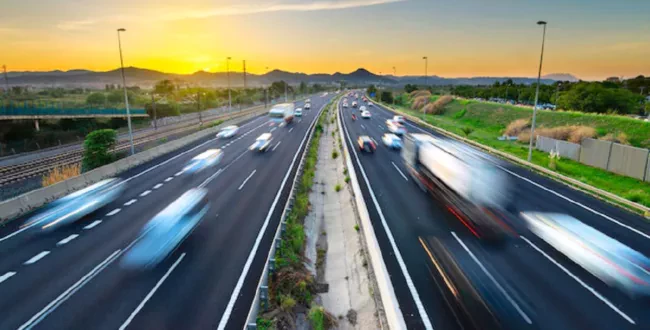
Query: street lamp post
393 66 396 76
117 28 135 155
265 66 269 107
227 57 232 113
527 21 548 162
423 56 428 87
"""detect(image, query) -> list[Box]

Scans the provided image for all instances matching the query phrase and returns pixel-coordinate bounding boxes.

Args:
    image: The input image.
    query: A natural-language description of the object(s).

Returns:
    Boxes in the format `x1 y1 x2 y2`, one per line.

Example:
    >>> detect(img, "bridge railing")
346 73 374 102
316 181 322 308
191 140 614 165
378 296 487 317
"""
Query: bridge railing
0 105 147 117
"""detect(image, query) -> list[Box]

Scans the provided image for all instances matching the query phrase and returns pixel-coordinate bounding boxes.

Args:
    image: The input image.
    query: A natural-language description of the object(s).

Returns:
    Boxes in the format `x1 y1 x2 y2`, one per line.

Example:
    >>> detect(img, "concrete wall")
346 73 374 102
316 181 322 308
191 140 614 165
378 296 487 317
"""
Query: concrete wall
580 138 613 170
607 144 650 181
536 135 581 161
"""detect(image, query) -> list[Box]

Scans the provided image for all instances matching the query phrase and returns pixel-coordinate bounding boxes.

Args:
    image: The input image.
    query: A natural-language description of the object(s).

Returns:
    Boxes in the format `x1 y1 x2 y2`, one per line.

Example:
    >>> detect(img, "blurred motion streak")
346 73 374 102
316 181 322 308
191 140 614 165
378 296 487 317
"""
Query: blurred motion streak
23 178 125 231
121 188 209 269
182 149 223 175
522 212 650 297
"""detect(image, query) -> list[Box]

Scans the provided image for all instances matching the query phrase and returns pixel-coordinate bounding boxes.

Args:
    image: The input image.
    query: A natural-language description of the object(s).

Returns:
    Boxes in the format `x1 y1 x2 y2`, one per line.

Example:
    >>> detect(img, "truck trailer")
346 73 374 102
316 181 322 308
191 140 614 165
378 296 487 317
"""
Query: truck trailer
268 103 295 124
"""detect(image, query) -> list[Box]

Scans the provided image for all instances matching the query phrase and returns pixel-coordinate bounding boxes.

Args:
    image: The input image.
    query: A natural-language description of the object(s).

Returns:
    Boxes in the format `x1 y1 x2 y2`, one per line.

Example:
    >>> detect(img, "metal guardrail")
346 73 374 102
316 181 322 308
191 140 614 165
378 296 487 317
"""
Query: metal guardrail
243 99 329 329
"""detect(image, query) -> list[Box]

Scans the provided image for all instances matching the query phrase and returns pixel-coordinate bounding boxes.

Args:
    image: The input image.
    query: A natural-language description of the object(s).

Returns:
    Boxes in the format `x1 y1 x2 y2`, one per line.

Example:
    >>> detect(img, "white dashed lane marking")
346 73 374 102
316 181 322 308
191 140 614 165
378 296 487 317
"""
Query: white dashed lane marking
140 190 152 197
164 177 173 182
0 272 16 284
24 251 50 265
124 199 137 206
174 171 183 177
57 234 79 246
153 183 163 189
106 208 121 216
84 220 102 230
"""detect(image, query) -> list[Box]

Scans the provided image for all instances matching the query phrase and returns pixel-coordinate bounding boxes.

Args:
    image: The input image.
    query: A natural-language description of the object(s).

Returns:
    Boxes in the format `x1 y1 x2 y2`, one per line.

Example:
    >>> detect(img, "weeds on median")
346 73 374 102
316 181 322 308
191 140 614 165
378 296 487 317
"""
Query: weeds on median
42 164 81 187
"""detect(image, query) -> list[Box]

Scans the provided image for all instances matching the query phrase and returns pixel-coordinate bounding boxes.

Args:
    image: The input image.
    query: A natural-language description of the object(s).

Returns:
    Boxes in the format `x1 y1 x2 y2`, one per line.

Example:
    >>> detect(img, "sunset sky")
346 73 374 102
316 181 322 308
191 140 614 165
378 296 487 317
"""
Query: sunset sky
1 0 648 80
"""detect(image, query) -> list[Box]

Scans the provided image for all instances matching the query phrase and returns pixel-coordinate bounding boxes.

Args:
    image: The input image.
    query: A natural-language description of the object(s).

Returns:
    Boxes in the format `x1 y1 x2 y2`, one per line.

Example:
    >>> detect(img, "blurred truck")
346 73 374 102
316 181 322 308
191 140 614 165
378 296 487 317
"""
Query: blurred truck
402 133 513 240
268 103 295 124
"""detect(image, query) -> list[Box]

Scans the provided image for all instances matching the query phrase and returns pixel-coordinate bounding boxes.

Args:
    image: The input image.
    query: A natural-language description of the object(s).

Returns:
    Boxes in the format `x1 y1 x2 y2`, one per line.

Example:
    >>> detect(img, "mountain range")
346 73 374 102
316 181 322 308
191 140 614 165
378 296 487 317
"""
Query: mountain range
4 67 580 89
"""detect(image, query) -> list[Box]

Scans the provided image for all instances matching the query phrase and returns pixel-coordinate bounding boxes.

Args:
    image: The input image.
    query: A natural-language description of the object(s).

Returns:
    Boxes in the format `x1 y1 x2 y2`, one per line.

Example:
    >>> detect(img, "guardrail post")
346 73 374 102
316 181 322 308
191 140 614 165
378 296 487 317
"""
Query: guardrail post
260 285 269 311
269 258 275 273
247 323 257 330
275 237 281 250
281 221 287 234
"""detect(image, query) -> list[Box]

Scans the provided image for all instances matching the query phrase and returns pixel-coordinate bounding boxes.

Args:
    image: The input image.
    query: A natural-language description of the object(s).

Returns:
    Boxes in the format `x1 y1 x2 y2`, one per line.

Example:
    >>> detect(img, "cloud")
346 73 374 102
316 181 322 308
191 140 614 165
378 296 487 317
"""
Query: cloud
605 41 650 52
159 0 404 20
56 19 96 31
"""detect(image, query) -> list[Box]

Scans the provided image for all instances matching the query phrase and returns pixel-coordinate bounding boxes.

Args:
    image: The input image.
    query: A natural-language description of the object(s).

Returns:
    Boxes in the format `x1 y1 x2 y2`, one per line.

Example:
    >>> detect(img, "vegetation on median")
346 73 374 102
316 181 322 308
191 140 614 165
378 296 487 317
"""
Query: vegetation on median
376 94 650 209
259 97 338 329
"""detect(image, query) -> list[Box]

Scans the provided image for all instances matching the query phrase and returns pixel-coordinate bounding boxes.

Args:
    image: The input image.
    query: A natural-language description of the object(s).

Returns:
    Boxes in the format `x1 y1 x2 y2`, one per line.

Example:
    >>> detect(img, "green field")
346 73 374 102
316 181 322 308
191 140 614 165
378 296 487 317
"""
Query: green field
389 98 650 209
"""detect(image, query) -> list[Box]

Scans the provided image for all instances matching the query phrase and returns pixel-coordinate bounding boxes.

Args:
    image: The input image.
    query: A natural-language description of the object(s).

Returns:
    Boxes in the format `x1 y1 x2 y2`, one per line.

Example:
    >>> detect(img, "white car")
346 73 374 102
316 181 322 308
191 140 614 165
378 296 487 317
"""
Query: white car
305 98 311 103
393 116 405 124
342 102 349 108
216 125 239 139
382 133 402 149
359 105 367 112
361 110 371 119
250 133 273 152
183 149 223 174
295 108 303 117
386 120 406 135
368 102 374 107
304 103 311 110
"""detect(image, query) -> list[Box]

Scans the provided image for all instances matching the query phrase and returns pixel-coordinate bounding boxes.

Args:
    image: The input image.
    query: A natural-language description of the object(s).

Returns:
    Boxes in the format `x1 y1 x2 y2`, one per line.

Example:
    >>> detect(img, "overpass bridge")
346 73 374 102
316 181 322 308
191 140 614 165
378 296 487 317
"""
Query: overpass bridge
1 104 148 130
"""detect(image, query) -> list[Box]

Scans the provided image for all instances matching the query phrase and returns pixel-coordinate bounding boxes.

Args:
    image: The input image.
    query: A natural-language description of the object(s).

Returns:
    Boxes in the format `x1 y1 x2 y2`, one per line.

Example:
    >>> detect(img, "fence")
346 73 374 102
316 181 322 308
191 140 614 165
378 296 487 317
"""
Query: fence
0 106 147 117
537 136 650 182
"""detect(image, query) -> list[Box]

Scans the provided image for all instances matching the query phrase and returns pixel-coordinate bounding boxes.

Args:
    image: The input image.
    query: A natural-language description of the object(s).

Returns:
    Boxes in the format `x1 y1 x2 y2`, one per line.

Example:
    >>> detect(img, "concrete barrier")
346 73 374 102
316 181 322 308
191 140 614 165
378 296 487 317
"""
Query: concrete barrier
608 144 650 181
0 103 273 224
646 157 650 183
580 138 612 170
536 136 581 161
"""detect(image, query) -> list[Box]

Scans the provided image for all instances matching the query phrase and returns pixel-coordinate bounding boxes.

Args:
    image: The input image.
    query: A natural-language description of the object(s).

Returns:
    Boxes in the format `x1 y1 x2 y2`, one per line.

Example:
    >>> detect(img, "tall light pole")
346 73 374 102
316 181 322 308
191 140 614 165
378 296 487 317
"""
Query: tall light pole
422 56 428 87
227 57 231 112
265 66 269 107
393 66 396 76
117 28 135 155
243 60 247 89
527 20 548 162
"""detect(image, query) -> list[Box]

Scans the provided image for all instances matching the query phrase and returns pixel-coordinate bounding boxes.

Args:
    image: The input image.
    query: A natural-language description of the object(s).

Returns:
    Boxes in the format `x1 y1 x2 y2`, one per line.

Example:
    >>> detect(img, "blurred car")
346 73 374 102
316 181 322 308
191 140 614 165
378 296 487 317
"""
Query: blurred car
183 149 223 175
352 101 358 108
382 133 402 149
361 110 371 119
23 178 125 231
121 188 209 269
357 136 377 153
250 133 273 152
393 115 405 124
295 108 303 117
386 120 407 135
420 237 535 330
304 103 311 110
342 102 349 108
522 212 650 297
359 105 367 112
368 102 374 107
305 98 311 103
216 125 239 139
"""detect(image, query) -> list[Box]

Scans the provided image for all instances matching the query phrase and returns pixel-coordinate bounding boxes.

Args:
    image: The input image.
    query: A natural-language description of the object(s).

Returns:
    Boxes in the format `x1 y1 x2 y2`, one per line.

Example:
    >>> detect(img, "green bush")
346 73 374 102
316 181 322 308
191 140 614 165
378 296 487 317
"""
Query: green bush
344 176 350 183
453 108 467 119
332 150 339 159
335 184 342 192
82 129 117 171
354 224 359 231
86 92 106 106
309 306 326 330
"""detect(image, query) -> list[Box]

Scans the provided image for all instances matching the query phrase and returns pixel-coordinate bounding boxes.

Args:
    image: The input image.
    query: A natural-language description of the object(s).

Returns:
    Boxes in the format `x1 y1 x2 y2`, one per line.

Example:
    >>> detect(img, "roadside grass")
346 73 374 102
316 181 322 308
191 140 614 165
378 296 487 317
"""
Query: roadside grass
388 99 650 208
263 96 339 328
42 164 81 187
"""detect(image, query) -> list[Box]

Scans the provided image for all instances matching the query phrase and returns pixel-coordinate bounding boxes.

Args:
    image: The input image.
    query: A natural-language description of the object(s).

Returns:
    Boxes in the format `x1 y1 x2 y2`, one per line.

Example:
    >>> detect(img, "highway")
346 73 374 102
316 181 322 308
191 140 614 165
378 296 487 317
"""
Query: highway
0 93 333 330
339 94 650 330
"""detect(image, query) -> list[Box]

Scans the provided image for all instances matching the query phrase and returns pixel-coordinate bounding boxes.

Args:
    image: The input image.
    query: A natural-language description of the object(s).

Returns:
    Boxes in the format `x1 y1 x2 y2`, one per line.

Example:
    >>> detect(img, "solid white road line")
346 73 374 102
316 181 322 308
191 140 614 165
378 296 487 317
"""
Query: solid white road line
340 102 434 329
106 208 121 216
83 220 102 230
391 161 409 181
119 253 186 330
238 170 257 191
139 190 152 197
17 250 121 330
289 127 294 133
270 127 277 133
521 236 635 324
153 183 163 189
272 141 282 151
452 232 532 324
164 177 173 182
124 199 137 206
0 271 17 284
56 234 79 246
218 100 328 330
24 251 51 265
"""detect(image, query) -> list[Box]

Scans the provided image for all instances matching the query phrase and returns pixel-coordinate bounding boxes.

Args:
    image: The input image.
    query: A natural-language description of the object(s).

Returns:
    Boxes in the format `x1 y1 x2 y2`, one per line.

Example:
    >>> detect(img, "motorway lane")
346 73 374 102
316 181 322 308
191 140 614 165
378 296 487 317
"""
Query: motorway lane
340 94 650 330
0 94 333 329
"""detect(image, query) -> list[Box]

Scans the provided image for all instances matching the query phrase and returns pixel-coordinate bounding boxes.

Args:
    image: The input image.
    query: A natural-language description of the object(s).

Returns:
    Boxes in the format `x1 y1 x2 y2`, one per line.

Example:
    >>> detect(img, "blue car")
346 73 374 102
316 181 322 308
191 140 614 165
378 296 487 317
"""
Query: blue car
183 149 223 175
121 188 209 269
23 178 125 231
382 133 402 149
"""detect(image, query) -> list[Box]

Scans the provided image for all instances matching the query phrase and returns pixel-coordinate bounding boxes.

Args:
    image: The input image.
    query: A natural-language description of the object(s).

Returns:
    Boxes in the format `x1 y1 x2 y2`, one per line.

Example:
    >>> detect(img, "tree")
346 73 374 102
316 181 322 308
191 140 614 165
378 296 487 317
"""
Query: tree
86 92 106 106
404 84 418 93
106 90 123 104
145 102 180 118
380 91 394 104
367 84 377 96
154 79 175 97
82 129 117 171
299 81 307 94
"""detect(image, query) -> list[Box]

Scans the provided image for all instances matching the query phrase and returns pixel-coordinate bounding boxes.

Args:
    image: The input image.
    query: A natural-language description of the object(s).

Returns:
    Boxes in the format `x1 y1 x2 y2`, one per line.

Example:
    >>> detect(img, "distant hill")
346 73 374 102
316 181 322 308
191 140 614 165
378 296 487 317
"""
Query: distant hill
542 73 579 82
4 67 577 88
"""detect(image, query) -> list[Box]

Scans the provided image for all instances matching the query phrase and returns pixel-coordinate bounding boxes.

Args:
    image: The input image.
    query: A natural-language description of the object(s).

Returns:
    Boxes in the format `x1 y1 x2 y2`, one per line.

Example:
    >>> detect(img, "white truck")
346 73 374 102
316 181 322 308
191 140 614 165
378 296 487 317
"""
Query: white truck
402 133 512 240
268 103 295 124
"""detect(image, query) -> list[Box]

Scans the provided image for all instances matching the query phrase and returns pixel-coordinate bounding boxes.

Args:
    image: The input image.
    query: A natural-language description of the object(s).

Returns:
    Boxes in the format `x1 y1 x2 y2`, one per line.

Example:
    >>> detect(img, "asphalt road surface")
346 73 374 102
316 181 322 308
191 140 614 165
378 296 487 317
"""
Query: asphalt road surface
339 94 650 330
0 93 333 330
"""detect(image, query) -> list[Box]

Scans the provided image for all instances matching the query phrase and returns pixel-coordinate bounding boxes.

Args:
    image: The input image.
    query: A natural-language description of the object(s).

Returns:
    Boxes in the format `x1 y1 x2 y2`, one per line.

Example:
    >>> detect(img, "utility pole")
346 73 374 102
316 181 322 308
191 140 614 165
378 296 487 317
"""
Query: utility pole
505 84 509 101
527 21 548 162
2 65 8 96
117 28 135 155
227 57 232 112
243 60 247 89
423 56 428 87
554 82 561 107
284 81 288 102
151 93 157 130
197 91 203 124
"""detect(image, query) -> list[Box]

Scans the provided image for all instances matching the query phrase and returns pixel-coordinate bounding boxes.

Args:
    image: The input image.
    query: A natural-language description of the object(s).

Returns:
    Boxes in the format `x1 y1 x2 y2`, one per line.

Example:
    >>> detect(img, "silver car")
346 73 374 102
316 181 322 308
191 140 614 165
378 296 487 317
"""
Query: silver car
216 125 239 139
250 133 273 152
183 149 223 175
23 178 125 231
121 188 209 269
